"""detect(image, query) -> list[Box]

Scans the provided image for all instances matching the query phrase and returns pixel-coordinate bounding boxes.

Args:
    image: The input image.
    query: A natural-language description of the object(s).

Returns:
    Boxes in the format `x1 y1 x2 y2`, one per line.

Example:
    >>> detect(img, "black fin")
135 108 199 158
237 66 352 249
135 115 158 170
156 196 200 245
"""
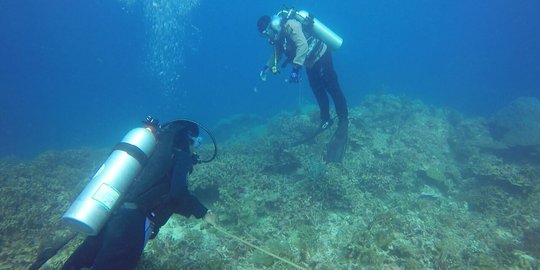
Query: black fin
324 124 348 163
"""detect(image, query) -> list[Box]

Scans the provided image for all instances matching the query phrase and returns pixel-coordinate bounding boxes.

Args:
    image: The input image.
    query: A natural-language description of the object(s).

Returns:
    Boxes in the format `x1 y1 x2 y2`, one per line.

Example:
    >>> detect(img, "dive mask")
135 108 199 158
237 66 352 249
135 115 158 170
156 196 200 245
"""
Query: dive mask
262 15 283 42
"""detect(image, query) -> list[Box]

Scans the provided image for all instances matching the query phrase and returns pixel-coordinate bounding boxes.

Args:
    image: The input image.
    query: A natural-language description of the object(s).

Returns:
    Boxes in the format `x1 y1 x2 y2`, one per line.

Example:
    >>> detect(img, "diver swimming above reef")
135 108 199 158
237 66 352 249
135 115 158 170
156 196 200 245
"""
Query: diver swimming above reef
257 8 349 163
32 116 218 270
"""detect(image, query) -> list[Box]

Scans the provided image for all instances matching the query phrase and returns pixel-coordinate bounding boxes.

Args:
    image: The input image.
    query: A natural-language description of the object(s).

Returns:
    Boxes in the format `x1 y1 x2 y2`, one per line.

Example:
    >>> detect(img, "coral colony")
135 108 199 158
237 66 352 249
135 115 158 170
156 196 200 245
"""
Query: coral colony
2 95 539 269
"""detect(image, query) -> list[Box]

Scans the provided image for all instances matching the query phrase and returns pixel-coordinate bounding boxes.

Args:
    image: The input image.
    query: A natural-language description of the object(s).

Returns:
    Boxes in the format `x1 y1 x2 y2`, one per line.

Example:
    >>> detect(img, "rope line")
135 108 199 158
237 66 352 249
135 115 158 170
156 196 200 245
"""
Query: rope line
209 222 307 270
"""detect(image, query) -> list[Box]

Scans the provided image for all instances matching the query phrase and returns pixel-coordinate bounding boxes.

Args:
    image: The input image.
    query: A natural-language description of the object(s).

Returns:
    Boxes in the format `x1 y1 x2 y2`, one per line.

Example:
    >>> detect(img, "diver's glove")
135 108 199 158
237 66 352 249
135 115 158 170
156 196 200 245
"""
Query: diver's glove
288 65 301 83
259 65 270 81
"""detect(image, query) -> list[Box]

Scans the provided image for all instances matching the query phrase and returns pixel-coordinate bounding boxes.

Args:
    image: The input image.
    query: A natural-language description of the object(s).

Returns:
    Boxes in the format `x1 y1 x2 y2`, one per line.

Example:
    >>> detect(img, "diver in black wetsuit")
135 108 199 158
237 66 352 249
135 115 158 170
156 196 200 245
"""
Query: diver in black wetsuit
61 119 216 270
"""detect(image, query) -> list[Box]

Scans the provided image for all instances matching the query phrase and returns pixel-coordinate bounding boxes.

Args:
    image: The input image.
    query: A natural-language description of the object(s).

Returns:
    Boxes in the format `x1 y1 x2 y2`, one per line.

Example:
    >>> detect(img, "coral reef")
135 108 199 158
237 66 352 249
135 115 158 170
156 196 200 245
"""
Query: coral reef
211 113 268 143
2 94 539 269
489 97 540 147
0 149 107 269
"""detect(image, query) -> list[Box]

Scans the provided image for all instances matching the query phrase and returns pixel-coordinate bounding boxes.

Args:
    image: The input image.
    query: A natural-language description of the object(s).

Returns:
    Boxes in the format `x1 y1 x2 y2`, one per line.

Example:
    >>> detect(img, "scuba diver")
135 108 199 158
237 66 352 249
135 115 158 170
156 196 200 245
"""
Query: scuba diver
257 8 349 163
60 116 217 270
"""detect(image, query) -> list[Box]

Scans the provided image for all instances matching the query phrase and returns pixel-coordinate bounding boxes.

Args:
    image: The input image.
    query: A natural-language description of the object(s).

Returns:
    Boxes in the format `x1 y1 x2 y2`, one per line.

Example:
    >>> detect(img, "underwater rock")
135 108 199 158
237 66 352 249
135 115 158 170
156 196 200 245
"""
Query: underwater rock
465 153 537 194
489 97 540 147
523 227 540 259
263 149 301 175
420 184 443 199
418 165 458 194
212 114 267 142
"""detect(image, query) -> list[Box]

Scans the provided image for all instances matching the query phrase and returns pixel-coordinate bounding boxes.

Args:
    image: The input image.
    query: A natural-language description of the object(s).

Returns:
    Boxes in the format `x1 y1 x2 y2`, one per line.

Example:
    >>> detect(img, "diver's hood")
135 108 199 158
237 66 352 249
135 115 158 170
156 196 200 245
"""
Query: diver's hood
263 15 284 43
160 119 199 138
160 119 217 163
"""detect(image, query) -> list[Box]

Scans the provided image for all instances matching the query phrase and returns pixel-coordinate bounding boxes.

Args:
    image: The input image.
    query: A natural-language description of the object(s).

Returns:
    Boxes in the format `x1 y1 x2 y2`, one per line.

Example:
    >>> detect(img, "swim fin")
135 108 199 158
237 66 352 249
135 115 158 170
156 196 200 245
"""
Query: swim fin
29 232 78 270
288 119 334 148
324 123 348 163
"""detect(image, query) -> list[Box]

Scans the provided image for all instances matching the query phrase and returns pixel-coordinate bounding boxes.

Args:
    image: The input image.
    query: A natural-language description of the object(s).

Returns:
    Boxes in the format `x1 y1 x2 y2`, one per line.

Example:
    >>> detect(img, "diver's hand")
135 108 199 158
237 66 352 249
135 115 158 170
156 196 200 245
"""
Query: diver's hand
287 65 301 83
259 65 270 81
203 210 217 226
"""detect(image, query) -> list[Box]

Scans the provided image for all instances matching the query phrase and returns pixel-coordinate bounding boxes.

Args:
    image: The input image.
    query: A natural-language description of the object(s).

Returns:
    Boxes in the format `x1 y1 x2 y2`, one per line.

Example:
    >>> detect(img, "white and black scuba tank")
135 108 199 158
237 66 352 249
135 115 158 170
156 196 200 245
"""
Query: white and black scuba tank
62 123 158 235
283 8 344 50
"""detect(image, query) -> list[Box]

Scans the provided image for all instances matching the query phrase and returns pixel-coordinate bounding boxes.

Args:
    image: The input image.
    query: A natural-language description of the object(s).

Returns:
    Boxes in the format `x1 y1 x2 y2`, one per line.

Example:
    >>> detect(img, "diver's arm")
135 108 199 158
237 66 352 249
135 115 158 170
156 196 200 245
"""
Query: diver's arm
285 20 308 67
170 151 208 218
266 44 284 68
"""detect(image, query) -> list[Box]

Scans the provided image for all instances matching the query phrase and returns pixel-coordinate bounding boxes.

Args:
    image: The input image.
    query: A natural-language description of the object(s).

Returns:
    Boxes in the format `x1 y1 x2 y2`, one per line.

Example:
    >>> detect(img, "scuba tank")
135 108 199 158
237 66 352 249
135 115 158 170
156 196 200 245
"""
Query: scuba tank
61 118 158 235
289 9 343 50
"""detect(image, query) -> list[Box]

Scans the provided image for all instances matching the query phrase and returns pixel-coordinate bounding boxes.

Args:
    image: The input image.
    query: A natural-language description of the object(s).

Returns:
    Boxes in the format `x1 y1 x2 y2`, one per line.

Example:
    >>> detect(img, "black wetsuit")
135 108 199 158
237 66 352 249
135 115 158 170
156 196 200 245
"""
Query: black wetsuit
61 150 207 270
306 50 348 126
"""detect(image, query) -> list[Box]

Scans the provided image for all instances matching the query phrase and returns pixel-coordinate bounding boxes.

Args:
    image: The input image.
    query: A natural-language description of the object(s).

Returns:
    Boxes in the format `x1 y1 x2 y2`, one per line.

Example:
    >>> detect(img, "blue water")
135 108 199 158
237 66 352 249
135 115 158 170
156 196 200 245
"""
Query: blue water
1 0 539 157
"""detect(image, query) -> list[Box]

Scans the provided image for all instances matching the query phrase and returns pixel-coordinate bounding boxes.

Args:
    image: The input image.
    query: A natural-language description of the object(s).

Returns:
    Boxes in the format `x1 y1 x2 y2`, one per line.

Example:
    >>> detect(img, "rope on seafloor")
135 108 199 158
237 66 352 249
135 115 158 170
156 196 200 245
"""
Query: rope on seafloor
207 221 308 270
298 77 303 108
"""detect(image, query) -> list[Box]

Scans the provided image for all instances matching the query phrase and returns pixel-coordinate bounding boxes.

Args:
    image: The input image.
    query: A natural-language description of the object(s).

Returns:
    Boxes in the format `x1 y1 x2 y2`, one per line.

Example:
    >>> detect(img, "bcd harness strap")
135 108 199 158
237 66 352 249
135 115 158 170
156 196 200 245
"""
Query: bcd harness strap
113 142 149 167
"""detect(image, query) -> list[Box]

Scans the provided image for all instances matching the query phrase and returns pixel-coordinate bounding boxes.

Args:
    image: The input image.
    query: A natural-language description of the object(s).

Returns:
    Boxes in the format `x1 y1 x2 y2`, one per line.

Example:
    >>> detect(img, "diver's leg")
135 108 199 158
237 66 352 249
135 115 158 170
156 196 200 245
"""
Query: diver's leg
61 234 103 270
319 52 349 163
321 52 348 124
307 61 331 125
92 209 146 270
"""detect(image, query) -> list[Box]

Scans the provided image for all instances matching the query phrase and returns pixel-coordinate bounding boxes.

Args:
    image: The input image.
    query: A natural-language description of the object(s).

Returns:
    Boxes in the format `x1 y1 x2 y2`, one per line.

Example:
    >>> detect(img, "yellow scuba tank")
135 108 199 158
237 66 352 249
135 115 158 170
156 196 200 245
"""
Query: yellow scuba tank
294 10 343 50
62 120 158 235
